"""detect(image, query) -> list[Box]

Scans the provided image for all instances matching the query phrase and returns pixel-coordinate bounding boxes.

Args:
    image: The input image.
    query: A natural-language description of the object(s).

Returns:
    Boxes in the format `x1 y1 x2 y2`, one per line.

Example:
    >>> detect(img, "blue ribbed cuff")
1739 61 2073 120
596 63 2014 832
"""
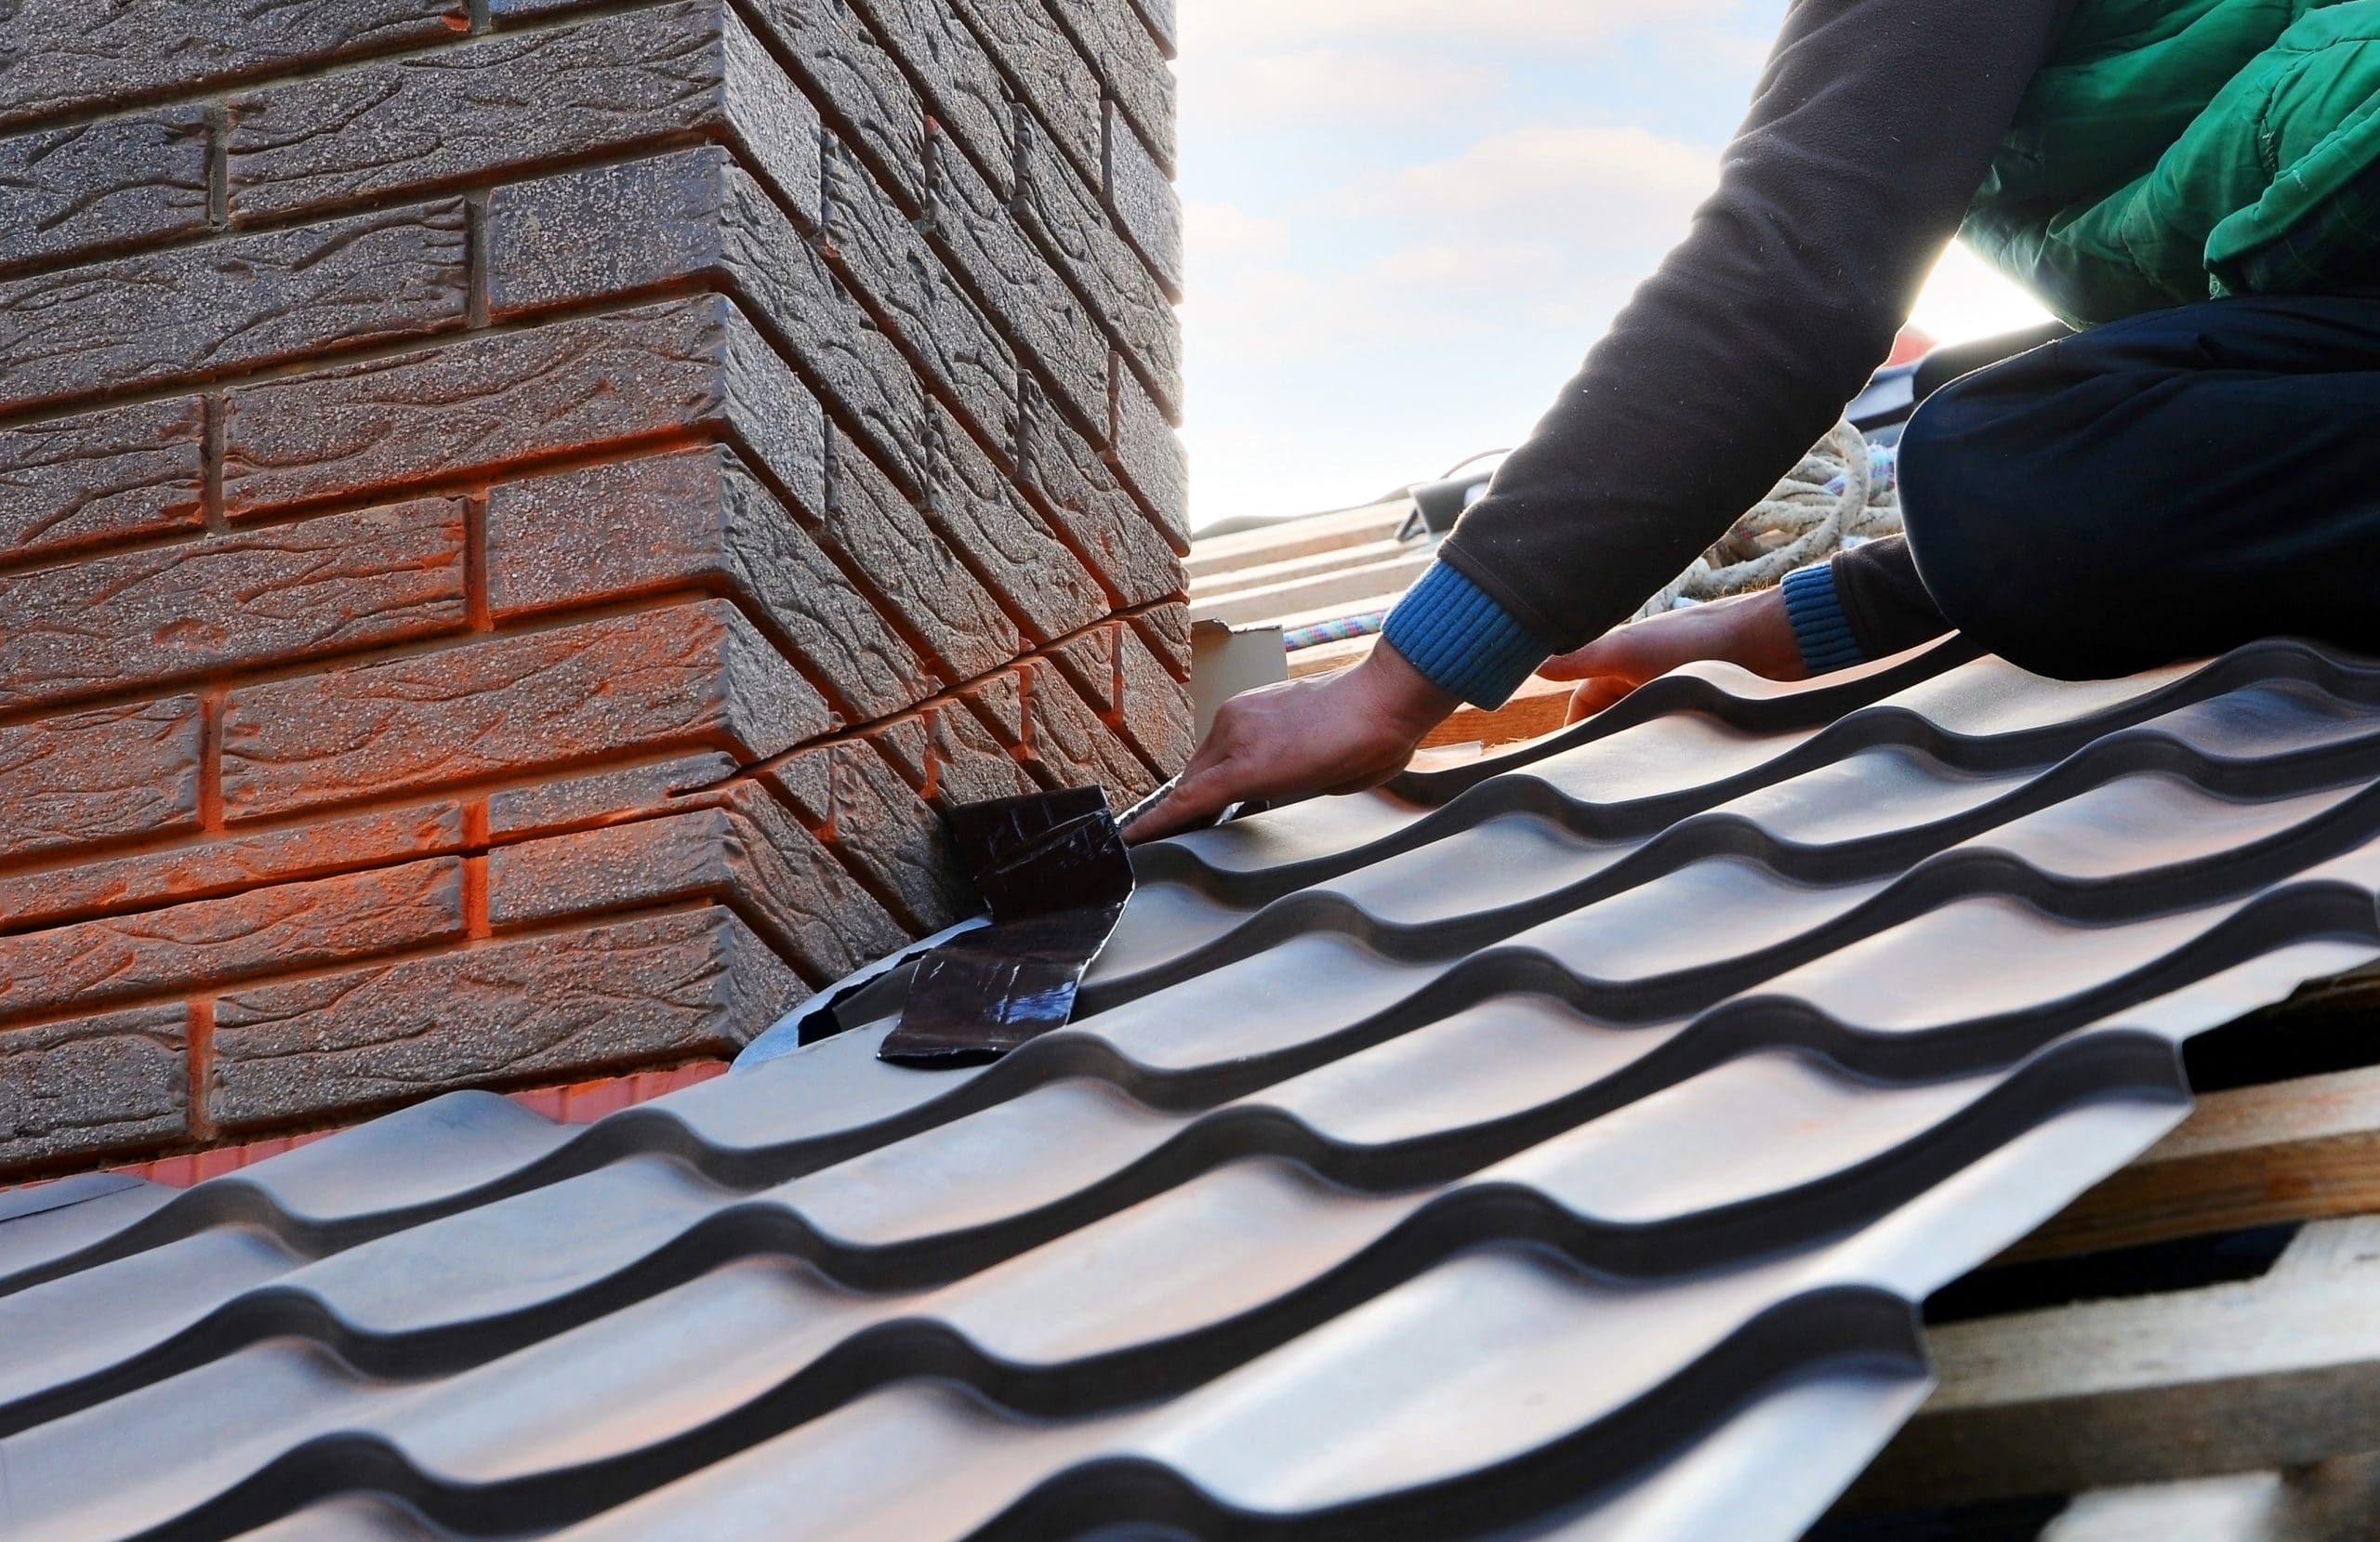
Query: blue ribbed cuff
1381 560 1552 708
1781 561 1867 675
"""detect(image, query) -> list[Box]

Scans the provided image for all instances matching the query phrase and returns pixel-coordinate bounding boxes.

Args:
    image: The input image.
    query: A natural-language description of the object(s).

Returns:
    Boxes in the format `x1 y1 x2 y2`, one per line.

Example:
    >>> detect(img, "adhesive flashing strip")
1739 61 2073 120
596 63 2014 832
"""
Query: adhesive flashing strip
879 788 1135 1067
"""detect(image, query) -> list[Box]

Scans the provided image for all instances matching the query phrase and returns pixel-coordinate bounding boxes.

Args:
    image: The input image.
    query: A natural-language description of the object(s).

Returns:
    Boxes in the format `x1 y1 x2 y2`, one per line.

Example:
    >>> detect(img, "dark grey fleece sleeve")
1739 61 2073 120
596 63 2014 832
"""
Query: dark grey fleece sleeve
1430 0 2077 651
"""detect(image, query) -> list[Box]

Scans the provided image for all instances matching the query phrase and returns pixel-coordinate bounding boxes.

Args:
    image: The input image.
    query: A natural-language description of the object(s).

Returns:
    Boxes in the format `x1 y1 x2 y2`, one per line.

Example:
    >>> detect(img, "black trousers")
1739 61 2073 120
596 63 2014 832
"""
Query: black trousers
1833 294 2380 679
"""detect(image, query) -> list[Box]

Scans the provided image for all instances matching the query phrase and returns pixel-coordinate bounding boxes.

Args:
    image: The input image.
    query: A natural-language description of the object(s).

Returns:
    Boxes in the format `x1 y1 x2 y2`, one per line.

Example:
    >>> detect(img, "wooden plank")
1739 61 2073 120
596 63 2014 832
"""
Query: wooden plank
1288 634 1375 679
2013 1064 2380 1261
1845 1217 2380 1513
1183 501 1409 581
1189 536 1419 603
2040 1456 2380 1542
1424 675 1574 749
1190 552 1433 628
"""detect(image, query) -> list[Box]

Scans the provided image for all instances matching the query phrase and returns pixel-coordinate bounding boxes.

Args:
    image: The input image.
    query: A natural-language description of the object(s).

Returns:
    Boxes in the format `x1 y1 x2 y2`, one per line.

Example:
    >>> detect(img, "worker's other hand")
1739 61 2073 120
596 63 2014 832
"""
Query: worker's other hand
1540 586 1807 723
1122 642 1461 845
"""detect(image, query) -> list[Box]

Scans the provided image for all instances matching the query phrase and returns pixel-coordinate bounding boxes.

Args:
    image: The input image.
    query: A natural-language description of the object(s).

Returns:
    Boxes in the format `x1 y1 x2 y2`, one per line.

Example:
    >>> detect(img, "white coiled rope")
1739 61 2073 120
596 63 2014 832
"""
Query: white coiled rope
1630 418 1900 621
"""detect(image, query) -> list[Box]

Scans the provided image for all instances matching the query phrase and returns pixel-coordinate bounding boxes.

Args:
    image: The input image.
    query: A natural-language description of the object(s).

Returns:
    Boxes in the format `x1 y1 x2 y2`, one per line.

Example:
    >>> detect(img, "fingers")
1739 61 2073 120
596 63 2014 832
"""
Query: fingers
1565 676 1635 723
1120 758 1238 843
1535 636 1620 681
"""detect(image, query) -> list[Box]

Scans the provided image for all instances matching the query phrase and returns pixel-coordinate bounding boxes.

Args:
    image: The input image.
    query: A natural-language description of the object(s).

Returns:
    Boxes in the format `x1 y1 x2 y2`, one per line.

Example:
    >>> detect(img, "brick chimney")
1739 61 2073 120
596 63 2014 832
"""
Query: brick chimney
0 0 1188 1179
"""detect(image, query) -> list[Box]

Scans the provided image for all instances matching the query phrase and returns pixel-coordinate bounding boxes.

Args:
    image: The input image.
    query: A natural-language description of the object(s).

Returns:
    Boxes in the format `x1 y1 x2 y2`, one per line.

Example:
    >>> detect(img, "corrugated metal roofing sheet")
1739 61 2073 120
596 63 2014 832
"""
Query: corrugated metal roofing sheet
11 635 2380 1541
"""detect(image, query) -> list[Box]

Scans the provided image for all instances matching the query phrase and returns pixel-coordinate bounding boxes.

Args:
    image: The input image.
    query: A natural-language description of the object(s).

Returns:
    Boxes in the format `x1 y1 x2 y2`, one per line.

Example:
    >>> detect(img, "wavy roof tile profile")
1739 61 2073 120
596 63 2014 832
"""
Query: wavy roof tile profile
10 635 2380 1542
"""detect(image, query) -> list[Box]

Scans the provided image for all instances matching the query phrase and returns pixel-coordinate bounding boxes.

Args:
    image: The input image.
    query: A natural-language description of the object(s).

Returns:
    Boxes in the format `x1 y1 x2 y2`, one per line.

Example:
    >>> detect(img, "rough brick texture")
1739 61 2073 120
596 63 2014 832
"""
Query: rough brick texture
0 0 1184 1180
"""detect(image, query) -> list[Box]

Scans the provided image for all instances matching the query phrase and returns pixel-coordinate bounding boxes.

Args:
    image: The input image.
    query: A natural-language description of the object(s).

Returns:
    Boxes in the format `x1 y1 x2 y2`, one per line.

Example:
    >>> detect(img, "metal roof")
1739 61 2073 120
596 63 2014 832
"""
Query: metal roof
10 634 2380 1541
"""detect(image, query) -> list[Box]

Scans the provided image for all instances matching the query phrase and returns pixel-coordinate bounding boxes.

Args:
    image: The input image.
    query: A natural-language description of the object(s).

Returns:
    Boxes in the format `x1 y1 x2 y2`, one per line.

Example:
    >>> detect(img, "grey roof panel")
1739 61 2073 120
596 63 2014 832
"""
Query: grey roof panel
9 637 2380 1540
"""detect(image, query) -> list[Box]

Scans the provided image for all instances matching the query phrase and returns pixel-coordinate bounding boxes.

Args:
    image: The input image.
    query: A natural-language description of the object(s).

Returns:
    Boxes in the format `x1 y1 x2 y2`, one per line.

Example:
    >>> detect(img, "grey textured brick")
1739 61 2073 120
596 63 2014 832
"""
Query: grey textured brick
0 859 467 1026
0 0 464 128
0 200 469 415
1130 0 1174 58
1048 0 1173 171
486 0 920 207
0 1005 188 1173
1128 599 1191 680
924 402 1104 643
865 695 1038 807
488 149 925 494
1106 99 1183 299
765 737 974 929
1111 619 1193 769
1016 655 1159 806
0 397 204 565
0 699 204 863
208 908 801 1130
945 0 1101 186
847 0 1012 199
1017 116 1180 418
826 427 1020 682
0 109 209 275
0 498 469 712
219 600 829 822
225 2 822 231
222 295 825 521
746 0 926 210
822 141 1019 452
487 446 937 719
1111 356 1187 542
1047 618 1184 771
489 785 907 985
928 126 1107 439
1023 376 1186 600
485 752 741 841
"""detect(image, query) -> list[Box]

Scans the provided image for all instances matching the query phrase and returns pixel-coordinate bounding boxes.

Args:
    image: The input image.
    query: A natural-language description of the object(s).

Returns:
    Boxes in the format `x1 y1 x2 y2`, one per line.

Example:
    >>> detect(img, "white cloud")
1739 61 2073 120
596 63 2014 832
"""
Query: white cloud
1326 125 1719 250
1190 47 1502 129
1181 0 1733 53
1182 200 1289 266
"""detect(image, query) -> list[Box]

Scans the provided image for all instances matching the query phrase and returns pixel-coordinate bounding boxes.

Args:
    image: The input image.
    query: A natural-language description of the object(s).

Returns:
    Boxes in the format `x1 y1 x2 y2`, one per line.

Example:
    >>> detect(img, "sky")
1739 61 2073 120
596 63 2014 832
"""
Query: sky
1170 0 2054 529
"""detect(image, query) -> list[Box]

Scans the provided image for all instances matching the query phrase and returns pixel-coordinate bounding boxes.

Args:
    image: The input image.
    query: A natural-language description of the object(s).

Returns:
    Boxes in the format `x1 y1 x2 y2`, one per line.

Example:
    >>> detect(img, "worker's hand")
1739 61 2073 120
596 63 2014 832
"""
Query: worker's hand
1122 641 1461 844
1540 586 1806 723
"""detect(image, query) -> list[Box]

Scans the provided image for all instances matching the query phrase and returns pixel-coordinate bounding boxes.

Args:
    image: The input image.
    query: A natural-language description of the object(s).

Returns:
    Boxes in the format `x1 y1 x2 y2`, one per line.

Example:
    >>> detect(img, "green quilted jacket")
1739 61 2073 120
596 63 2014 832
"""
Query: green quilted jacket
1968 0 2380 324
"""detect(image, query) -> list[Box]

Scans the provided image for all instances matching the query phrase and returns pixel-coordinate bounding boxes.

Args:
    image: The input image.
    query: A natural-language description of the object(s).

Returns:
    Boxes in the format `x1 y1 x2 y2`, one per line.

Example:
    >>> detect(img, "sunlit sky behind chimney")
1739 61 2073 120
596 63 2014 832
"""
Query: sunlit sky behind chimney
1172 0 2054 529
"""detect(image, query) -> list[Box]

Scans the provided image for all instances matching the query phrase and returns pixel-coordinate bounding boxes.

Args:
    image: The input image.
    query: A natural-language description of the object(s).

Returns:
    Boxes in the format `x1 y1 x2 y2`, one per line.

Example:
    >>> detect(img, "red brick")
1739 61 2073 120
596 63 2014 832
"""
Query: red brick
923 402 1105 644
487 448 934 720
487 784 906 984
207 907 803 1130
0 803 467 932
0 698 203 863
219 600 829 823
0 858 465 1024
0 1004 188 1175
766 738 974 929
222 295 825 521
0 397 205 567
0 201 470 415
0 498 468 712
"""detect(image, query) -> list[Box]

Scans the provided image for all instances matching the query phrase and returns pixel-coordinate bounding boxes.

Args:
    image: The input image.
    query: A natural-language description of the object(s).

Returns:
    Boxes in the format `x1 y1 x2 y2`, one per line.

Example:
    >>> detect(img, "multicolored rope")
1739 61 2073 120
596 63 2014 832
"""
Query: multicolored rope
1282 609 1390 652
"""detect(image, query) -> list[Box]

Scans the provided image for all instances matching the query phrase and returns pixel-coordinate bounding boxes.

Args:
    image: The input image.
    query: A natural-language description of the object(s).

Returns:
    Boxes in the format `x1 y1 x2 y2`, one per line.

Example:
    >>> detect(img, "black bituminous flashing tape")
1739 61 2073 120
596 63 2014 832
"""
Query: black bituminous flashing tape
879 788 1136 1068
